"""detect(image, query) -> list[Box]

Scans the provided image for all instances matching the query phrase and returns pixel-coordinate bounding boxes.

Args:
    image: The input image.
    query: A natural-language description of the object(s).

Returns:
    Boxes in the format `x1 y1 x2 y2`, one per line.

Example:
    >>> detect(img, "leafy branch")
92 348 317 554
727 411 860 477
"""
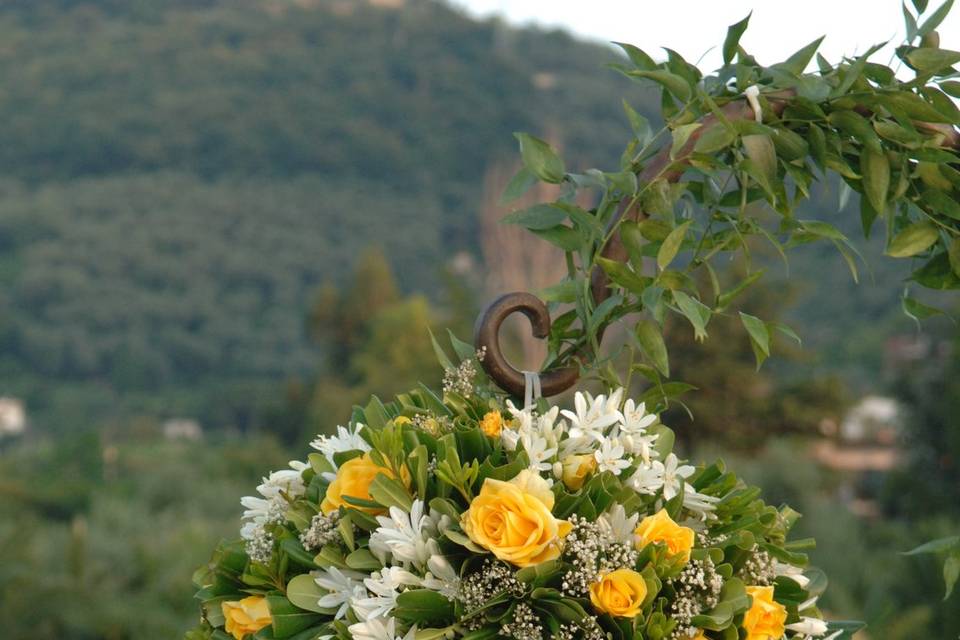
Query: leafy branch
502 1 960 405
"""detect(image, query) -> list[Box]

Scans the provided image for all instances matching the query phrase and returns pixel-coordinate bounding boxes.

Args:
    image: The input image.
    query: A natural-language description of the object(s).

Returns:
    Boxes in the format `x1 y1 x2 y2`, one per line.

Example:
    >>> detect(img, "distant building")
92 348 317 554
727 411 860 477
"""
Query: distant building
0 397 26 436
812 395 903 519
163 418 203 441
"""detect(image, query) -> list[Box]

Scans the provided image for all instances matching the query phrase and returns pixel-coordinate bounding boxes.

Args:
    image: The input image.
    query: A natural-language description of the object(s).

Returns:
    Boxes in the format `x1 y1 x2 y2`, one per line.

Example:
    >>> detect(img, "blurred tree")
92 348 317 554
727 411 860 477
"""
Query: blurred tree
882 329 960 518
663 261 849 450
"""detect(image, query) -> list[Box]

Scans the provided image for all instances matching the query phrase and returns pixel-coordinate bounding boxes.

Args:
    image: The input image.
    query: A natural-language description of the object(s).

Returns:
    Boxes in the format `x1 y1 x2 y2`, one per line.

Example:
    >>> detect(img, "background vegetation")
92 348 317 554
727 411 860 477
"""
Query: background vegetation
0 0 956 638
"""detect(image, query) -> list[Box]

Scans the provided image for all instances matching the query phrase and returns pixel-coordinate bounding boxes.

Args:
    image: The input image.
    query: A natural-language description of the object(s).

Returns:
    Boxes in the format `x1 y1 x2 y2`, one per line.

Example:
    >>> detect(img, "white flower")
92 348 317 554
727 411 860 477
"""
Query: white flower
598 505 640 545
311 424 371 466
661 453 695 501
348 617 417 640
505 400 534 432
353 567 421 620
620 399 658 435
786 617 829 637
774 561 811 588
535 406 565 446
561 391 623 442
619 432 660 464
239 460 307 539
627 459 665 495
369 501 435 569
314 566 368 619
682 484 719 518
519 430 557 472
594 439 631 476
421 544 460 600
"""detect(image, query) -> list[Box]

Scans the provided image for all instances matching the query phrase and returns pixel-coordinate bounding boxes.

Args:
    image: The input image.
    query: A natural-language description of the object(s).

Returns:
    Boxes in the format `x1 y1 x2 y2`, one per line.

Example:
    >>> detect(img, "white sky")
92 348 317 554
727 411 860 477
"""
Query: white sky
450 0 960 72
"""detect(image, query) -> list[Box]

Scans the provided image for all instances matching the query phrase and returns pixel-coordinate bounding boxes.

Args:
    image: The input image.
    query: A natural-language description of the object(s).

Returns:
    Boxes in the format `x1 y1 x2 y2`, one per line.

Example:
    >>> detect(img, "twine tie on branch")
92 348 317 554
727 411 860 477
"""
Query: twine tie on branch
522 370 542 411
744 85 762 122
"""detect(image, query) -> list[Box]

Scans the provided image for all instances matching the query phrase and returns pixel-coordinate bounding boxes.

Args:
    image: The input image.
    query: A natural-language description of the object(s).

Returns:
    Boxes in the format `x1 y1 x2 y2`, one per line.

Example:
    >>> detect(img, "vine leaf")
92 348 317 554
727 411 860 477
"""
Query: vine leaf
861 148 890 214
887 221 940 257
629 69 692 102
657 221 692 270
514 132 565 183
635 319 670 377
739 312 771 369
918 0 955 38
723 12 751 65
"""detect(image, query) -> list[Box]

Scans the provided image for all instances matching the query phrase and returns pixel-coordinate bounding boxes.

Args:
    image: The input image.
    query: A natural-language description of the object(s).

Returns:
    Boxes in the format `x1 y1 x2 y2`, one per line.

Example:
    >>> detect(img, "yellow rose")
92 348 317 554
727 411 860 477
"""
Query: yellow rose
222 595 272 640
589 569 648 618
479 411 504 438
743 586 787 640
634 509 695 563
393 416 412 426
462 469 571 567
561 453 598 490
321 453 404 515
690 631 709 640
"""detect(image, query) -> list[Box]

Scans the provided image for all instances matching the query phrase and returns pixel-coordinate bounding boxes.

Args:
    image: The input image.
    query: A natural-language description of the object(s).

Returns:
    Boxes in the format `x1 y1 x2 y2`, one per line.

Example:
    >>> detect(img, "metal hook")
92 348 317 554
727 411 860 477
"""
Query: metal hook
473 292 578 398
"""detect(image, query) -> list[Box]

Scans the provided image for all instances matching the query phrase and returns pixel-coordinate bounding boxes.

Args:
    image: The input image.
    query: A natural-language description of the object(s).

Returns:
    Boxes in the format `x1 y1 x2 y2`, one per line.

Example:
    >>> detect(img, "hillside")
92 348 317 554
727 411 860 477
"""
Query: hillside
0 0 652 429
0 0 935 432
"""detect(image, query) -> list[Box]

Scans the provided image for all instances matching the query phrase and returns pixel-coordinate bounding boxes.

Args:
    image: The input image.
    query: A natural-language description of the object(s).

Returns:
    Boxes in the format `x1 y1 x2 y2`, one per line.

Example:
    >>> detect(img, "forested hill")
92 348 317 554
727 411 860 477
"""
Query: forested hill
0 0 652 429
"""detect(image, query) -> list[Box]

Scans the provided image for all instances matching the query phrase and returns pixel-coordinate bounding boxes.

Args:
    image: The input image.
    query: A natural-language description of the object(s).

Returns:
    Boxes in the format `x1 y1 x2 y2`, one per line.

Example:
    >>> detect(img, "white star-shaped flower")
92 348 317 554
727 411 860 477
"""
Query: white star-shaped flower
561 391 623 442
594 438 631 476
313 566 368 620
662 453 695 501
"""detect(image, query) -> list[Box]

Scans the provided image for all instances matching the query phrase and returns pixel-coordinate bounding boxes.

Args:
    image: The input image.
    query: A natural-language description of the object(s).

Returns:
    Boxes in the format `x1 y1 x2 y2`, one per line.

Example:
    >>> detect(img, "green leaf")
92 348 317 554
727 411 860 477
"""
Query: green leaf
861 148 890 214
887 221 940 257
514 132 565 183
597 257 649 292
778 36 825 74
614 42 657 70
904 2 919 41
739 312 771 369
918 0 954 38
670 123 702 158
902 290 946 325
694 125 737 154
913 0 930 12
829 110 881 152
906 47 960 73
266 596 324 639
629 70 692 102
500 167 538 204
948 237 960 276
280 538 320 569
532 225 582 251
741 134 777 190
622 99 651 142
920 188 960 220
825 621 867 640
723 13 751 65
657 221 692 270
904 535 960 555
345 548 383 571
394 590 455 625
635 319 670 377
716 269 765 310
368 473 413 512
501 203 567 230
944 551 960 600
673 291 711 341
808 124 827 171
285 575 329 614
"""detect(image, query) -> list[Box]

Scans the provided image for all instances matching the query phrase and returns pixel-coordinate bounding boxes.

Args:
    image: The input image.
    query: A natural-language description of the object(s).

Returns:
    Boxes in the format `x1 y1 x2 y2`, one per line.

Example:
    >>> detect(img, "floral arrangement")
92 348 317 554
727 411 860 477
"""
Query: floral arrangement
186 347 858 640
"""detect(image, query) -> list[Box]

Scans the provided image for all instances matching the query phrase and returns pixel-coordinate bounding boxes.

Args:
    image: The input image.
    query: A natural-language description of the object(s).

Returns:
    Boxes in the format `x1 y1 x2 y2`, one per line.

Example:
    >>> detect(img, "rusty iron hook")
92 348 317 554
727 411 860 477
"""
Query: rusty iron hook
473 292 579 398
